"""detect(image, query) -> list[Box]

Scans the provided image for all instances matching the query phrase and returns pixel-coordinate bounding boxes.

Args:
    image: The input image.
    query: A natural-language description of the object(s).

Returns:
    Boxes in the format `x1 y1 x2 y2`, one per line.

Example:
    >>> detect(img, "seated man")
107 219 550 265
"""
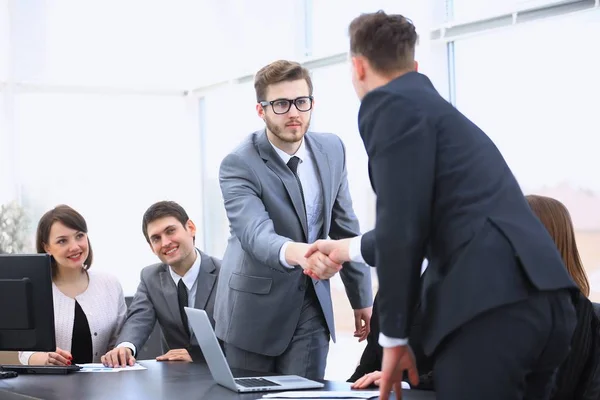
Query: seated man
101 201 220 367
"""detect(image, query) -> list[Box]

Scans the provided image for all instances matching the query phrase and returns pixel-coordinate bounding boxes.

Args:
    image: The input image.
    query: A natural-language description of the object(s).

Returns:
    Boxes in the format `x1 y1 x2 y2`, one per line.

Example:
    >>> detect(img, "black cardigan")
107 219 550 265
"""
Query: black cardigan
347 294 434 390
550 292 600 400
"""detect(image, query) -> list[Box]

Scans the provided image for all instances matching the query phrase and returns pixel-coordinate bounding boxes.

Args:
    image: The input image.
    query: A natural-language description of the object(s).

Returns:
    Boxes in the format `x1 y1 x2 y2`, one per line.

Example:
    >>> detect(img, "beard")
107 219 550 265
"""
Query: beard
265 115 311 144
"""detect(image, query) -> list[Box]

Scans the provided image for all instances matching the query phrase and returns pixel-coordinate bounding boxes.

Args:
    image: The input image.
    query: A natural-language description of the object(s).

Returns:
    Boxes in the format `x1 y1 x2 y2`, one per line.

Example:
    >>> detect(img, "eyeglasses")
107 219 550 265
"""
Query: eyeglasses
259 96 314 115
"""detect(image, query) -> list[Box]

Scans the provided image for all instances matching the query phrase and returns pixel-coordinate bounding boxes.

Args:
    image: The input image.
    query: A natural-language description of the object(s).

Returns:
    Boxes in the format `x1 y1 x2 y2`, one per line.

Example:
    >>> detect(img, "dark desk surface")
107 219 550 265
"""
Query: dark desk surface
0 360 436 399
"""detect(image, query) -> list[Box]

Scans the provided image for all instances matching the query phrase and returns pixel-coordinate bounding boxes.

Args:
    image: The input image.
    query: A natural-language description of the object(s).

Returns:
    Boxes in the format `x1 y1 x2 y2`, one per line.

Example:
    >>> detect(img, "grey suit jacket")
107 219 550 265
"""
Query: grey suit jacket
215 130 373 357
116 250 220 362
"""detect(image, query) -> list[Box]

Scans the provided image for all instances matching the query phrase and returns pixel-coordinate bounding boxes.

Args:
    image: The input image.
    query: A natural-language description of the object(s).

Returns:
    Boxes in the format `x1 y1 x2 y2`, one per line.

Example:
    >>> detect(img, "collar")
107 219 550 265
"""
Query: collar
268 135 308 165
168 249 201 290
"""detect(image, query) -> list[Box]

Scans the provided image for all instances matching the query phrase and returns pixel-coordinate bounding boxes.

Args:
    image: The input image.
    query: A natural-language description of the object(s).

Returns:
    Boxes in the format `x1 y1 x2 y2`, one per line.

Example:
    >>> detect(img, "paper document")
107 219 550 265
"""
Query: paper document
261 391 379 399
261 382 410 399
76 363 147 373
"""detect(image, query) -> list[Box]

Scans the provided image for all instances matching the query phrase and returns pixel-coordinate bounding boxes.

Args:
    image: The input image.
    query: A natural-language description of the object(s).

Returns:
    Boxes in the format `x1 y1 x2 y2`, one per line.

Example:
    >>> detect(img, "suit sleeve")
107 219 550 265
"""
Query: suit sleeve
360 91 434 339
219 152 291 273
360 230 376 266
115 271 157 355
329 138 372 309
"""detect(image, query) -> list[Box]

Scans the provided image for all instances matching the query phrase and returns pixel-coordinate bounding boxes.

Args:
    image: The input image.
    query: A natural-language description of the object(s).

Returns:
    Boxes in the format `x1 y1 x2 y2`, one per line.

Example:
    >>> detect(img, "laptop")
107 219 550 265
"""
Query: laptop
185 307 324 393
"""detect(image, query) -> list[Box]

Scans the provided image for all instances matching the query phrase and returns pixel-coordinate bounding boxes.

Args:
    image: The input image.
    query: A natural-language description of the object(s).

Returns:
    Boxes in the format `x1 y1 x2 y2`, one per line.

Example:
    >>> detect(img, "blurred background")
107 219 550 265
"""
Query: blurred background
1 0 599 379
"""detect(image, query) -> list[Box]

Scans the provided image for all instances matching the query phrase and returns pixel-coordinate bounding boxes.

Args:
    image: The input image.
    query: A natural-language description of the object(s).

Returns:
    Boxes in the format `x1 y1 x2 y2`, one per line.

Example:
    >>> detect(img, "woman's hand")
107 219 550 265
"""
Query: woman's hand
45 347 73 366
352 371 382 388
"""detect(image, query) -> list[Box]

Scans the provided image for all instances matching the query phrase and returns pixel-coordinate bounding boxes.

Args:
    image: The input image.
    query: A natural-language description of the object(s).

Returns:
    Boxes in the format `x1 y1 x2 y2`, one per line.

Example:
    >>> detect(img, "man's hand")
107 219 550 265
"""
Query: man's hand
156 348 193 362
305 239 352 264
379 345 419 400
352 371 382 388
45 347 73 366
353 307 372 341
285 242 338 280
101 347 136 368
303 250 342 280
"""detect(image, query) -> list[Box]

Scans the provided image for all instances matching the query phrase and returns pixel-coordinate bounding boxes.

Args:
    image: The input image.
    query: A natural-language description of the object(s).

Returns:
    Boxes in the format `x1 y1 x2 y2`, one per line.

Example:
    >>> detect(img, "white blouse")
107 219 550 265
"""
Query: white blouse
19 270 127 365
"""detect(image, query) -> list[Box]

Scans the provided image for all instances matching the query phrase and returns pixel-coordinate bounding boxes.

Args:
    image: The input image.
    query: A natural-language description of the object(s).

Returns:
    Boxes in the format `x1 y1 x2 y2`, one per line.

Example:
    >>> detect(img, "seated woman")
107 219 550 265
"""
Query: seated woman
19 205 127 366
349 260 433 390
526 195 600 399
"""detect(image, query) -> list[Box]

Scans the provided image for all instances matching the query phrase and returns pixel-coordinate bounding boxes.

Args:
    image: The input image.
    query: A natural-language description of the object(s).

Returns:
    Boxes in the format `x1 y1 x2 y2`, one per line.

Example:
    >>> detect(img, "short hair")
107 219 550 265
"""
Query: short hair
36 205 93 276
142 201 191 244
349 11 418 74
526 195 590 297
254 60 313 102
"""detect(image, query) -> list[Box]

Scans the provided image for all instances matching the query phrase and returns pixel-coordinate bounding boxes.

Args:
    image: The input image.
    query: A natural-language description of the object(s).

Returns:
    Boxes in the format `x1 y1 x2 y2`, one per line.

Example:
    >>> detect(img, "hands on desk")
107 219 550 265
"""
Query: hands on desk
45 347 73 366
156 348 192 362
101 347 136 368
380 345 420 400
352 370 383 388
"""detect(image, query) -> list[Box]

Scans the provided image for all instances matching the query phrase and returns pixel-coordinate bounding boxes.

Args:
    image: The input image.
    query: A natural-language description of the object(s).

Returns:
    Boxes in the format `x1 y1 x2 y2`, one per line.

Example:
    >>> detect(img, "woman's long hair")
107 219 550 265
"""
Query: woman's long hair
526 194 589 297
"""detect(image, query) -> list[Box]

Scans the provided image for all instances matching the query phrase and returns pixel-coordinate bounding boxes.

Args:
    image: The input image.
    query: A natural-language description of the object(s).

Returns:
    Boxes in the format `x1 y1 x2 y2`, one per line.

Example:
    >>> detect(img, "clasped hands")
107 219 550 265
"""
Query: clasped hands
299 238 352 281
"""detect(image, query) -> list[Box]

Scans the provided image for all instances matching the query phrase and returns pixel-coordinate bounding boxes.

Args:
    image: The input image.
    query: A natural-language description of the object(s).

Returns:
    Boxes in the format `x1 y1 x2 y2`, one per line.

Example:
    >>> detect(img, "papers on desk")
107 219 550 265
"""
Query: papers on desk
76 363 147 373
261 391 379 399
261 382 410 399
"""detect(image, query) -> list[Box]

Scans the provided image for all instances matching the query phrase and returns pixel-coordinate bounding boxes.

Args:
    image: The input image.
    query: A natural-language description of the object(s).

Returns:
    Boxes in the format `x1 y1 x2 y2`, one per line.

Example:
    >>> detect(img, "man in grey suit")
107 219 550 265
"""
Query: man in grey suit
215 60 373 380
101 201 220 367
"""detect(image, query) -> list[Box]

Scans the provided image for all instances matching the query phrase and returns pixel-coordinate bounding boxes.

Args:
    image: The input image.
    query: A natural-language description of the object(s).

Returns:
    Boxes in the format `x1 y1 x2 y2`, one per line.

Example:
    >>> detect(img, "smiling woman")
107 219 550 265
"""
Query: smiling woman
17 205 127 367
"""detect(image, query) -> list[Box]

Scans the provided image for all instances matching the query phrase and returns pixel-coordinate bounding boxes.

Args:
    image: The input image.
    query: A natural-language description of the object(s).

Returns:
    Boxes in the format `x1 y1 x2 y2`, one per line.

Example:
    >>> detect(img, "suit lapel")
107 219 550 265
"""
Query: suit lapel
306 134 332 237
194 250 217 309
256 130 308 240
159 266 186 332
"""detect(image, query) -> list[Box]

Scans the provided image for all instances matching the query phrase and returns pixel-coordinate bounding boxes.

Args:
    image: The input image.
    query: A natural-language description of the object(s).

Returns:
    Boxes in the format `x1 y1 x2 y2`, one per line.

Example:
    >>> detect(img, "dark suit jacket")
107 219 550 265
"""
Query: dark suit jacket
116 250 220 362
358 71 576 355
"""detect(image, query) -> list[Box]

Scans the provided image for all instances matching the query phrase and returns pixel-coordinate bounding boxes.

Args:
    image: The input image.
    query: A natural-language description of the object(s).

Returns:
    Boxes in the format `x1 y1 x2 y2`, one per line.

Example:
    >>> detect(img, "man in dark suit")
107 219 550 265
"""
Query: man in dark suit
101 201 220 367
306 11 577 400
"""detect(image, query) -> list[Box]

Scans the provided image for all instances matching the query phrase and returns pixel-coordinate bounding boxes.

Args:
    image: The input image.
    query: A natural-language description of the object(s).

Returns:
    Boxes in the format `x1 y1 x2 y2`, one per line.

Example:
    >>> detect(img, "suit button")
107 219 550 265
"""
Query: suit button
95 352 98 356
298 285 306 291
94 332 98 336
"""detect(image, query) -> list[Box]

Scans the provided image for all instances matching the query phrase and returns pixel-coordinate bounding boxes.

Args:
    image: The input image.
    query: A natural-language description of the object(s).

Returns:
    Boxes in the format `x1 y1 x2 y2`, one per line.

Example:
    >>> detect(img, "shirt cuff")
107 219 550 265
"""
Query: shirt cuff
349 235 366 264
279 241 294 269
379 333 409 348
117 342 137 357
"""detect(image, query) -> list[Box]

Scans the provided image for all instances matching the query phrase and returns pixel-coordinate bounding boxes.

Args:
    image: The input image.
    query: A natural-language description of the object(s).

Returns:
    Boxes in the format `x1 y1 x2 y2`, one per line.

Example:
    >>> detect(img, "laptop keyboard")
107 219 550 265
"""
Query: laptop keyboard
235 378 281 388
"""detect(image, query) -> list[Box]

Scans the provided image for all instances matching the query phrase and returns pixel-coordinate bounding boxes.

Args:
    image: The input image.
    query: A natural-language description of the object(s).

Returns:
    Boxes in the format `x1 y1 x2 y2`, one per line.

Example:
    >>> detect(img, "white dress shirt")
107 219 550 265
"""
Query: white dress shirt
119 249 202 355
269 138 325 268
19 271 127 364
349 235 429 347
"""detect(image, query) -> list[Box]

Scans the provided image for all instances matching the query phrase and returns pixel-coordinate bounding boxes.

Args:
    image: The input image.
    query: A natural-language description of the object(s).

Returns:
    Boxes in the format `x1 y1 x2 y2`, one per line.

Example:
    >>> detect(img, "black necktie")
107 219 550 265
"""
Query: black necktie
177 279 190 338
287 156 306 215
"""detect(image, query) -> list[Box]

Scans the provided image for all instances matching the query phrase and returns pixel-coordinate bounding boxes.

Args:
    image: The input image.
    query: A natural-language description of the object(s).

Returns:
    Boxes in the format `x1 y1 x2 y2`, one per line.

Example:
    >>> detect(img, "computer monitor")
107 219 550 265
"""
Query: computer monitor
0 254 56 351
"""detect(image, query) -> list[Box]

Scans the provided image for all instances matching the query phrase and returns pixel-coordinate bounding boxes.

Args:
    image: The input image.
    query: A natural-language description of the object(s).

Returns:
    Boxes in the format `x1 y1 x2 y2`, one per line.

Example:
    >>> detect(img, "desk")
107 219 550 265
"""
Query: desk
0 360 436 399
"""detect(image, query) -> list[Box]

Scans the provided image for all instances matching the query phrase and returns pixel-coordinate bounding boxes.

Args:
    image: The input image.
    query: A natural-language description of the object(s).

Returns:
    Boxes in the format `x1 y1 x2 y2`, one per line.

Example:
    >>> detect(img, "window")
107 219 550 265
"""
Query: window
200 82 262 258
0 0 8 80
453 10 600 299
450 0 568 21
310 0 426 58
13 93 199 294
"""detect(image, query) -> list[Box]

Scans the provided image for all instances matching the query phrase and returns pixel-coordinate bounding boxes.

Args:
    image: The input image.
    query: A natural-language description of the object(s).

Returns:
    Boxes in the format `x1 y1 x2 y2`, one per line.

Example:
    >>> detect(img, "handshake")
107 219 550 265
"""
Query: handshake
292 238 353 280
